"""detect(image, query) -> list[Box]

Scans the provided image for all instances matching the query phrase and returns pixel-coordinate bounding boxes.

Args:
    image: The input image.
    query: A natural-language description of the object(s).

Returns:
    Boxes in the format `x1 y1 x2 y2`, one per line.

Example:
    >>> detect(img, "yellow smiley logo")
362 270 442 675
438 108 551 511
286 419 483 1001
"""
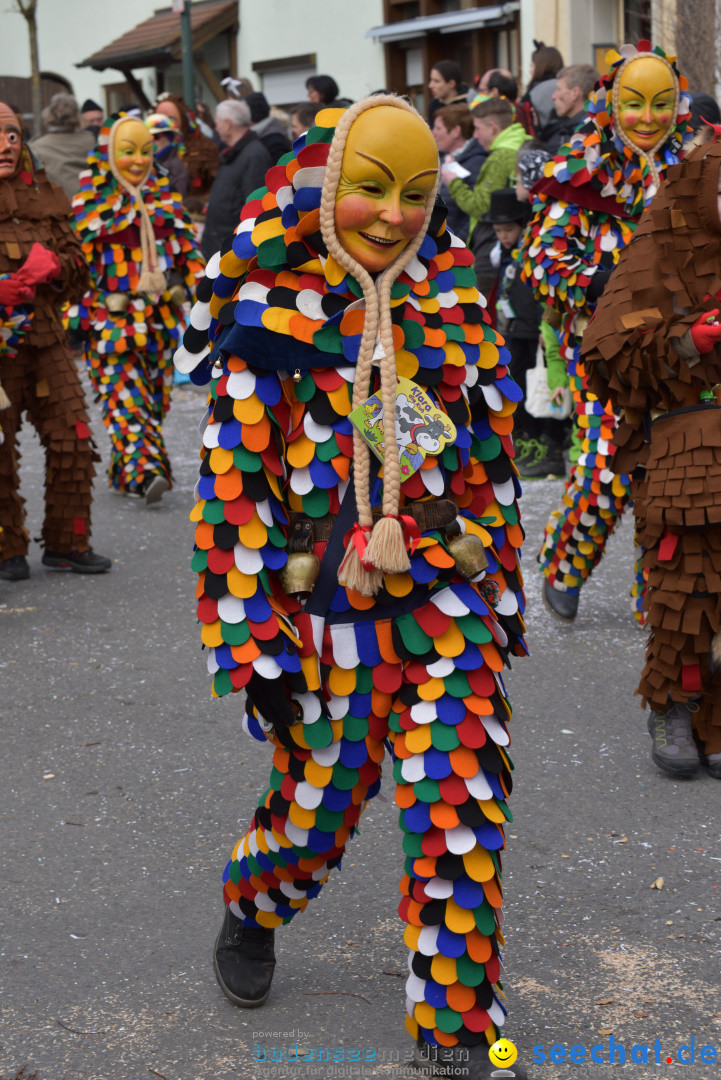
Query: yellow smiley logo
488 1038 518 1068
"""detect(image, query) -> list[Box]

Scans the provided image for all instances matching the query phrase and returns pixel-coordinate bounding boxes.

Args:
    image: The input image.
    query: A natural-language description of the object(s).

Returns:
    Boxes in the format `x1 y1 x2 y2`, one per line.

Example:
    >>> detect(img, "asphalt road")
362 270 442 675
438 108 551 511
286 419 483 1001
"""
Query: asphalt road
1 372 719 1080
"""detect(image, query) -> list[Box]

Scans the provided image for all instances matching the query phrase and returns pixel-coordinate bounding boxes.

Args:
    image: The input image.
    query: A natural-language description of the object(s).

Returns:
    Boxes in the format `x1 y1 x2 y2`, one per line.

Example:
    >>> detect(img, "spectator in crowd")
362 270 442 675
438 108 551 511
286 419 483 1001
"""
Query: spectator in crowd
194 100 219 142
0 100 110 580
687 91 721 146
291 101 321 140
432 103 486 242
487 70 518 100
468 67 513 108
146 112 189 198
221 76 254 101
520 43 564 137
202 99 271 260
30 93 94 201
487 186 565 479
243 92 291 165
544 64 599 153
427 60 468 126
155 93 219 209
440 96 527 296
305 74 340 106
80 98 104 133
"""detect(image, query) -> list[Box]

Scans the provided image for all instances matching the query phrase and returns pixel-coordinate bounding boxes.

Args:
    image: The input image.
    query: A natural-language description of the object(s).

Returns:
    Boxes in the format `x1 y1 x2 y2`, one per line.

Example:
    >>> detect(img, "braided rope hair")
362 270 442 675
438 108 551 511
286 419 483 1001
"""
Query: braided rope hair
318 95 440 595
107 116 167 294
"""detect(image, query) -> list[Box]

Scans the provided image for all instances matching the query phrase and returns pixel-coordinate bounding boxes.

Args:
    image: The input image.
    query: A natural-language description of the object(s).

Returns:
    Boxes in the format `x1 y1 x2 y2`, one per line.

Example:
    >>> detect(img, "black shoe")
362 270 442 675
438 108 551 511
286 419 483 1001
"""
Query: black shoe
0 555 30 580
213 906 276 1008
542 578 579 622
143 474 169 506
517 436 565 479
42 548 112 574
413 1038 528 1079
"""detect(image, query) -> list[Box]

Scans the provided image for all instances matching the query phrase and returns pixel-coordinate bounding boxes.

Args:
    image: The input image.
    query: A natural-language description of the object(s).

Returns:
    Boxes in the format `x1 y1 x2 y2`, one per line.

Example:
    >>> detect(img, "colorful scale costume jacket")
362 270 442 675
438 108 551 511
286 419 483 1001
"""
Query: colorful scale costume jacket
68 115 204 493
177 101 526 1050
584 138 721 742
520 43 691 613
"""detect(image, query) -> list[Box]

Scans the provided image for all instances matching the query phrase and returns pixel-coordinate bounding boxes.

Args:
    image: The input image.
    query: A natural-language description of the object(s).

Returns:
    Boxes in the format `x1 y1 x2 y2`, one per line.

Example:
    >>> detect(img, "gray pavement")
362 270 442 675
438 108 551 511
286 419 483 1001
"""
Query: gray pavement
1 373 720 1080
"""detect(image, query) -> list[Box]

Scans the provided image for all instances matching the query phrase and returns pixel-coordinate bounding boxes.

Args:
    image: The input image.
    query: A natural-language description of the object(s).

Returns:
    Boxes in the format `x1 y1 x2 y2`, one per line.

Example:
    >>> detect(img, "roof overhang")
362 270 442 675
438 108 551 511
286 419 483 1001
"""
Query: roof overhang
367 3 520 43
77 0 238 72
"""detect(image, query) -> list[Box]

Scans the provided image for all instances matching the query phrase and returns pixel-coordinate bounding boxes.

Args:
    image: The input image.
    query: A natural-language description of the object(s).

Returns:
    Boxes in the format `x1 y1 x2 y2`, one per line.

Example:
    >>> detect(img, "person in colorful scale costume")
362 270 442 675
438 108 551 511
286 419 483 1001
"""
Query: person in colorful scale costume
584 134 721 778
175 96 528 1079
520 42 693 623
68 115 204 502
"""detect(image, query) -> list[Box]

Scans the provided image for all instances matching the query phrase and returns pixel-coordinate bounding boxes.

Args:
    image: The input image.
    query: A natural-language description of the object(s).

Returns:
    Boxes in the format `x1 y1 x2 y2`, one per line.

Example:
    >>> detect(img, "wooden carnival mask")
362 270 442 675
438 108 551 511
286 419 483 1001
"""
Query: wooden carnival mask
615 55 677 153
112 117 154 187
334 107 438 274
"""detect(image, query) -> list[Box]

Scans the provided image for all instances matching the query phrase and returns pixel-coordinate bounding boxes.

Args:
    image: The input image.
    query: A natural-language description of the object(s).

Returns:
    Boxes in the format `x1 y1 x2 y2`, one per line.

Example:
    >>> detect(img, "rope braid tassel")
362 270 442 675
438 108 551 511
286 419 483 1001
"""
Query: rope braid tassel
107 118 167 295
318 95 440 594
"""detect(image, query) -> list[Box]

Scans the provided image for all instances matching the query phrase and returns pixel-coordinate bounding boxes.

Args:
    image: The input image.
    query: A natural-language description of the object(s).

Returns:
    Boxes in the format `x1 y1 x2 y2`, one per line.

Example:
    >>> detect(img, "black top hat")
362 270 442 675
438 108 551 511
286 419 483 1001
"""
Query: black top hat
482 187 531 225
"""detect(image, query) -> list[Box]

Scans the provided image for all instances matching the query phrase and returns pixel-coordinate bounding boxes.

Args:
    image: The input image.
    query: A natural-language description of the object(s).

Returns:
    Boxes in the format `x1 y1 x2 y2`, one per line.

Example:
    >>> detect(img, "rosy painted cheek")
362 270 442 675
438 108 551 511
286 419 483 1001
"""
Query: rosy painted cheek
621 110 640 130
400 206 427 239
335 194 377 233
654 110 671 128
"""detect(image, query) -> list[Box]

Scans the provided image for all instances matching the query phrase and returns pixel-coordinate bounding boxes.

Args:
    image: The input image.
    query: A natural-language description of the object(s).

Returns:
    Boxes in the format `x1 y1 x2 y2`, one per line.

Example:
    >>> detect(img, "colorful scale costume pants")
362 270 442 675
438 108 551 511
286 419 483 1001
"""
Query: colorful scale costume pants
0 344 96 557
224 591 512 1049
85 303 175 494
539 345 647 620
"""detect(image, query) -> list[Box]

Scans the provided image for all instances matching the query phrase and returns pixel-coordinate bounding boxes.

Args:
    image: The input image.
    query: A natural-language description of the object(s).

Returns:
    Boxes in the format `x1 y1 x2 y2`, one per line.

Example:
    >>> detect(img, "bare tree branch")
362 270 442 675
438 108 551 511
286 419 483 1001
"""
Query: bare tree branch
13 0 42 137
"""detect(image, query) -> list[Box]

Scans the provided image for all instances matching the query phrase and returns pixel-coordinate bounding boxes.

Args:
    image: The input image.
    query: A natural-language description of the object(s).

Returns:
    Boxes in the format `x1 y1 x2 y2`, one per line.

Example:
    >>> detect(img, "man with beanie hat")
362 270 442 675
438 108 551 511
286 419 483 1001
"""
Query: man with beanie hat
80 99 104 134
243 92 291 165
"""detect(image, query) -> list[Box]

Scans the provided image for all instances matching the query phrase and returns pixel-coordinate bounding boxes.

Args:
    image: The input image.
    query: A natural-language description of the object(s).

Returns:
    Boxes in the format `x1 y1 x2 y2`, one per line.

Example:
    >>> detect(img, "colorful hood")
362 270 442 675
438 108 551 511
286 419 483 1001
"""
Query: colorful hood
176 102 458 381
71 112 187 241
536 41 692 215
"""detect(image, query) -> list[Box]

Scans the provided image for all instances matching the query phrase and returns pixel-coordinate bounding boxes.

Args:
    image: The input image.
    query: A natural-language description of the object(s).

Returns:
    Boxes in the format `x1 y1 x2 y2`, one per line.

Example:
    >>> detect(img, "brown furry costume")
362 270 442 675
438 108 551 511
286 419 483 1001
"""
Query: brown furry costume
584 138 721 745
0 122 96 559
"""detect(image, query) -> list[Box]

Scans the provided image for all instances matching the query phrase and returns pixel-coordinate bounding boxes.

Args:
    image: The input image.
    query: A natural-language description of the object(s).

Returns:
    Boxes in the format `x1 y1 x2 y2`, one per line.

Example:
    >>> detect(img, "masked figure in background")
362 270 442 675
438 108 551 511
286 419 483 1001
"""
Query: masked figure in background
521 43 692 623
0 101 111 580
176 98 527 1078
68 114 204 502
155 93 219 212
584 135 721 779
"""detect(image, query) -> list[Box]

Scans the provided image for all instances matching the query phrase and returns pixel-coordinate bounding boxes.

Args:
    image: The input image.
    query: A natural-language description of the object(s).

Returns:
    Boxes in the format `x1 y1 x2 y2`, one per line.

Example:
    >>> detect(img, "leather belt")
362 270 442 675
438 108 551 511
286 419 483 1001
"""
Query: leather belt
287 498 458 551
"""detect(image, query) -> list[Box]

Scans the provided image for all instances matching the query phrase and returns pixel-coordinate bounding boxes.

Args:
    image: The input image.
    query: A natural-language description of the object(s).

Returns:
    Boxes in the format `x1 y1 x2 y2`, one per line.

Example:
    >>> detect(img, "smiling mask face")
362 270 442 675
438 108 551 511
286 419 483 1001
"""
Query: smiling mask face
616 56 676 152
334 107 438 274
113 117 154 186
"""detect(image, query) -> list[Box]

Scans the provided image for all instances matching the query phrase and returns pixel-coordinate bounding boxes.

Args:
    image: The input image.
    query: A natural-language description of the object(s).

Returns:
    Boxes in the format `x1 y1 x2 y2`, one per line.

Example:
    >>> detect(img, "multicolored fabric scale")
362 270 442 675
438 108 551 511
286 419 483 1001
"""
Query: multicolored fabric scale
177 104 526 1050
68 114 204 493
521 43 691 618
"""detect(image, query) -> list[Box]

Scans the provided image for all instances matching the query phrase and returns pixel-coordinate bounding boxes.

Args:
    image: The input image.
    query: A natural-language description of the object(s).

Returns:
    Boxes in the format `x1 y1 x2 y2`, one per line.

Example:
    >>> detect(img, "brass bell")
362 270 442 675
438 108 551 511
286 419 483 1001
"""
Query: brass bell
447 533 488 580
293 369 302 383
278 551 321 599
105 292 130 314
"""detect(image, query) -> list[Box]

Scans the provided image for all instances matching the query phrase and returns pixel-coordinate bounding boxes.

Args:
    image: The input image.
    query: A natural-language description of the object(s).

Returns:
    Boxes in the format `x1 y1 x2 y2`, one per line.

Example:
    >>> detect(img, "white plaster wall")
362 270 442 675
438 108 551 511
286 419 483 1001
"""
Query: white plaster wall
1 1 160 107
235 0 386 102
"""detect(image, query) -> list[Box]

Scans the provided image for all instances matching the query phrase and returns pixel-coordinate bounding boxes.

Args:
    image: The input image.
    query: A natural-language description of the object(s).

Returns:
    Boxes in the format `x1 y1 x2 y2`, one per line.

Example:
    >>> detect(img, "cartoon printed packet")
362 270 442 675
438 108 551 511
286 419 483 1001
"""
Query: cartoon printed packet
349 376 457 478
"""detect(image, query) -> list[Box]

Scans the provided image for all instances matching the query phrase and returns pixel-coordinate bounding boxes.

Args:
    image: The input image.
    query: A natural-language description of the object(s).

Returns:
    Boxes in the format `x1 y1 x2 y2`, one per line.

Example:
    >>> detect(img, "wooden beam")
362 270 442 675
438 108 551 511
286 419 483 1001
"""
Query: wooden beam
197 58 225 103
119 67 152 109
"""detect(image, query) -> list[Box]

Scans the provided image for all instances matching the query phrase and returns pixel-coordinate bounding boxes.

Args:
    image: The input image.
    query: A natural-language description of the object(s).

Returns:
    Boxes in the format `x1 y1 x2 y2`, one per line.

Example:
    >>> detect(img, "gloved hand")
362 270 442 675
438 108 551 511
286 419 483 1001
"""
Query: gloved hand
0 274 35 305
245 668 307 730
690 309 721 355
17 243 61 286
586 268 612 305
